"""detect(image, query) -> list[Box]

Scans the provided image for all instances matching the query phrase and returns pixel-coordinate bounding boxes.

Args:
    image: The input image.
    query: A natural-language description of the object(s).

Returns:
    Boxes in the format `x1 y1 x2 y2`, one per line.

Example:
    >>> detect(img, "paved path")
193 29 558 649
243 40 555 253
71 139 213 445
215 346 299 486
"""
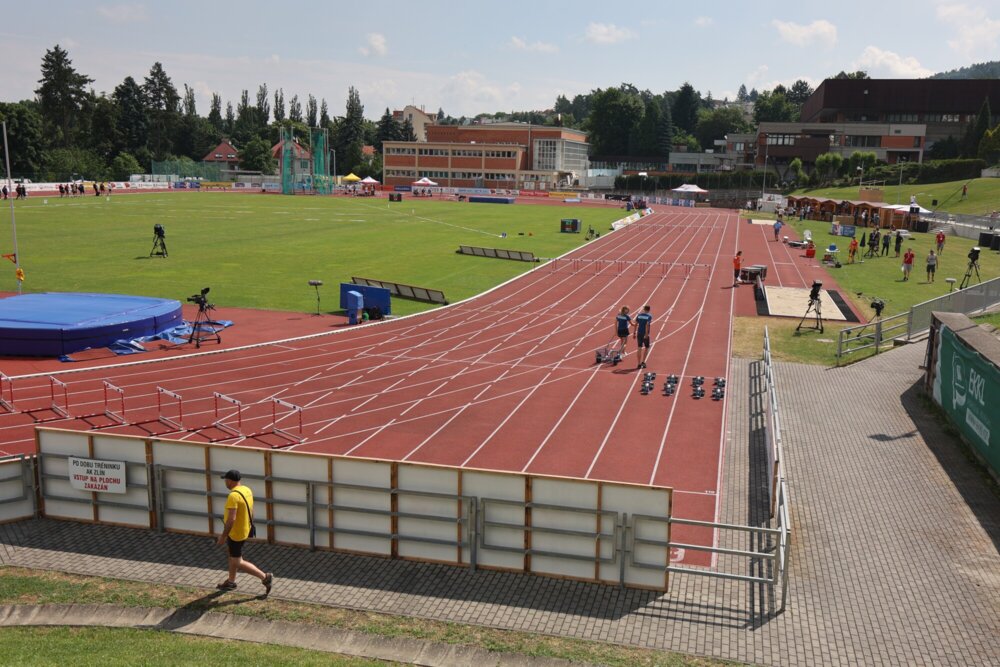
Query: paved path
2 343 998 666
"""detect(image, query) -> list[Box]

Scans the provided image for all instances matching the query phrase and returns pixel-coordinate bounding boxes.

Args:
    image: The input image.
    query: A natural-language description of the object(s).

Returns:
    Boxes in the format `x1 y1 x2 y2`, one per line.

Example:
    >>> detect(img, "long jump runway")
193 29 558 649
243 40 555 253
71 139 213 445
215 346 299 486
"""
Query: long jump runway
0 207 740 566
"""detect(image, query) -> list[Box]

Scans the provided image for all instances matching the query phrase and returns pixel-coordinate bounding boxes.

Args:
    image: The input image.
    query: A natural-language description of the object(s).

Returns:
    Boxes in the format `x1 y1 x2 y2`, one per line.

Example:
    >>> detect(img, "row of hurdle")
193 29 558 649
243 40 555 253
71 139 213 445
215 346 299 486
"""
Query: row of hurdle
0 372 304 448
547 258 711 279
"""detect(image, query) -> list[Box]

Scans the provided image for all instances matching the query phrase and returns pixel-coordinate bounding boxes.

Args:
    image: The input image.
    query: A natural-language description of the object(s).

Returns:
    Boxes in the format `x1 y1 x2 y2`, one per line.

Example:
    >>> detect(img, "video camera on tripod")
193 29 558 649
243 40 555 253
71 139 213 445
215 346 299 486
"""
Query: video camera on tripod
187 287 213 310
186 287 220 348
150 223 168 257
869 298 886 317
960 247 981 289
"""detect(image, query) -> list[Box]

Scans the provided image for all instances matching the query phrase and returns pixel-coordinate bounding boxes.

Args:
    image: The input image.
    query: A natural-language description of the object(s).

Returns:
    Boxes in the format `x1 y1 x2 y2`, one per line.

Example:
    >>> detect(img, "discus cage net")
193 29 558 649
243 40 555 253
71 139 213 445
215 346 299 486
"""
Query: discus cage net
280 127 331 195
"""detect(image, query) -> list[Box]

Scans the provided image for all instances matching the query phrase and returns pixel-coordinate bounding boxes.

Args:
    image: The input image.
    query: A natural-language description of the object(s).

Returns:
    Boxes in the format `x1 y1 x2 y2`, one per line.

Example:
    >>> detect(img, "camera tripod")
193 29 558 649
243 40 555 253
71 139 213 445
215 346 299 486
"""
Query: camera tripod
796 297 824 333
150 234 168 257
959 259 981 290
188 300 221 348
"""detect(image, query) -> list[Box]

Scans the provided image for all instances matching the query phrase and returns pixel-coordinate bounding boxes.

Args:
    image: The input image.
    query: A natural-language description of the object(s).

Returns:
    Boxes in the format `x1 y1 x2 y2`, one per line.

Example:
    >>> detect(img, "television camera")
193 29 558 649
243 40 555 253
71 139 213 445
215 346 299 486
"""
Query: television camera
186 287 220 348
960 247 981 289
150 223 168 257
798 280 824 333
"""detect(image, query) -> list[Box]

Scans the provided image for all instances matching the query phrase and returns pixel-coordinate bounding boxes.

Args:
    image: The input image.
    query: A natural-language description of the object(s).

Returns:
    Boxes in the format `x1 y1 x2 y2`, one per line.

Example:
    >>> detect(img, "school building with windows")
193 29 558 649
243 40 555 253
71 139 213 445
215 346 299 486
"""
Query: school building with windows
381 124 589 190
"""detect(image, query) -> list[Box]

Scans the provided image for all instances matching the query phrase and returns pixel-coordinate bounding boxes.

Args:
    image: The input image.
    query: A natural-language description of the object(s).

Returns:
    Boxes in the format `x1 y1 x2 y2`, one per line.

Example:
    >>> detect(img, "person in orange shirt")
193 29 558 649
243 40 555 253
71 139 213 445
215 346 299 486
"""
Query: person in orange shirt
733 250 743 287
848 236 859 264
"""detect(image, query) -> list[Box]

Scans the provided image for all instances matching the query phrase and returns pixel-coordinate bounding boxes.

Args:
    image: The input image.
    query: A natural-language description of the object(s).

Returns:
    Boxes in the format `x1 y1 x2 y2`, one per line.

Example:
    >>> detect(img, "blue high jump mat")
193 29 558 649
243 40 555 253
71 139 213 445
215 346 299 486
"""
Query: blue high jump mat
0 293 184 357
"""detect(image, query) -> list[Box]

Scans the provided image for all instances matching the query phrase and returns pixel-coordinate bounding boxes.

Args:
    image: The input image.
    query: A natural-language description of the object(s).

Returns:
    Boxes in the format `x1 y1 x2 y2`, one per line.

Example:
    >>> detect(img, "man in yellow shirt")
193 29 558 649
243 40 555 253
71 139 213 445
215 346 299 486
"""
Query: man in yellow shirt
216 470 273 594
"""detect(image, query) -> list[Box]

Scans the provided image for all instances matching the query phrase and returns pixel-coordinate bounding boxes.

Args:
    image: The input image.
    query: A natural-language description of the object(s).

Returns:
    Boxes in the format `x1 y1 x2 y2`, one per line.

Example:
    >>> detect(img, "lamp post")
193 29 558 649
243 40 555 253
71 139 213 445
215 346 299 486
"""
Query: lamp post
895 157 908 205
760 133 769 204
2 121 21 294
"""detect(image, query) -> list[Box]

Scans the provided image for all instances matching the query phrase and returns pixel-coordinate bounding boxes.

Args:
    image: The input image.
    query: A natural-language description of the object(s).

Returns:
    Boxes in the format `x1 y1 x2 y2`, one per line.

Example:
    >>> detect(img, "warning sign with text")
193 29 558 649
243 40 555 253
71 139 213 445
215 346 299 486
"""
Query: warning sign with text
68 457 127 494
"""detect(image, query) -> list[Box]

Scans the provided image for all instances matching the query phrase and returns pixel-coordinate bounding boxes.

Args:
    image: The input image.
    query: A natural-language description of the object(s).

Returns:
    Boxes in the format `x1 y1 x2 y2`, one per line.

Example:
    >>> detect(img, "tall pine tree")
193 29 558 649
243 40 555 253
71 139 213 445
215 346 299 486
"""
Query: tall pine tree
35 44 94 147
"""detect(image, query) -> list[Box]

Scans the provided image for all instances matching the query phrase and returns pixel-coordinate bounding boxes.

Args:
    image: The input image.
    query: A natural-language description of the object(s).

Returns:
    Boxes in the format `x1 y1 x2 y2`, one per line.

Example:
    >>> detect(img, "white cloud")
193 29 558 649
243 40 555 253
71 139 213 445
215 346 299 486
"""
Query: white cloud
358 33 388 57
936 3 1000 59
746 65 770 87
439 70 520 109
96 3 148 23
584 22 636 45
771 19 837 48
694 17 713 28
853 46 933 78
509 36 558 53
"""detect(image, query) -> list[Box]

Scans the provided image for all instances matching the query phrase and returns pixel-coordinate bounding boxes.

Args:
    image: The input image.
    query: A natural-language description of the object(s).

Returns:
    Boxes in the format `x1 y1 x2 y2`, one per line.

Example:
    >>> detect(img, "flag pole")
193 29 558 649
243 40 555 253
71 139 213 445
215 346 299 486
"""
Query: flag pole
1 121 21 294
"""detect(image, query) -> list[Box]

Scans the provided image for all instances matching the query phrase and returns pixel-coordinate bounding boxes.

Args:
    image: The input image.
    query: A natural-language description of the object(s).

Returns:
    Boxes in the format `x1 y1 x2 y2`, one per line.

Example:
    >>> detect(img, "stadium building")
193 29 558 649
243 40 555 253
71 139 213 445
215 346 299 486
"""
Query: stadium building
382 124 589 191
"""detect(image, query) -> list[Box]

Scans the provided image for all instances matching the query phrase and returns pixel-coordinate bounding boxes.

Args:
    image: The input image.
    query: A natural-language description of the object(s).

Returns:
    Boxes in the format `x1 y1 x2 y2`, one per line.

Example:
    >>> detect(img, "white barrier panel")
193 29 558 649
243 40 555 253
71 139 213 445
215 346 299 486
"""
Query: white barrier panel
271 450 328 548
92 434 151 528
38 430 93 521
462 470 526 571
0 457 34 523
35 429 674 590
397 464 463 563
331 458 392 555
151 440 213 534
604 484 670 589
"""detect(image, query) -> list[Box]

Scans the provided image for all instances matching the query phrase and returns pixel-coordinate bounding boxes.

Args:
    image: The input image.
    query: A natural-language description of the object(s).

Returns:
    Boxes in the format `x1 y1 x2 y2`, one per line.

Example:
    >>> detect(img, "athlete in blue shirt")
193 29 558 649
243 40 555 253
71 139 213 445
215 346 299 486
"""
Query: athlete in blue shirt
633 305 653 369
615 306 632 358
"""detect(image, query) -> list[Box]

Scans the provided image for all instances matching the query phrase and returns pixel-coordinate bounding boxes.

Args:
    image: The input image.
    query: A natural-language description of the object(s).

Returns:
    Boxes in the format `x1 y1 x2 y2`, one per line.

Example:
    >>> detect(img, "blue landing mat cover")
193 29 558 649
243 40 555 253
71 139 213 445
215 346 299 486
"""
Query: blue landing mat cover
0 292 184 357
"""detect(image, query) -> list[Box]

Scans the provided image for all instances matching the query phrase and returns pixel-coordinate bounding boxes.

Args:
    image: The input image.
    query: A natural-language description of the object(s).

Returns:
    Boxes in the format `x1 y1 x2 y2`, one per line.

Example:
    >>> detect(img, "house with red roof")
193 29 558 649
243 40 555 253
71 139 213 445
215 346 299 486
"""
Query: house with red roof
202 139 241 174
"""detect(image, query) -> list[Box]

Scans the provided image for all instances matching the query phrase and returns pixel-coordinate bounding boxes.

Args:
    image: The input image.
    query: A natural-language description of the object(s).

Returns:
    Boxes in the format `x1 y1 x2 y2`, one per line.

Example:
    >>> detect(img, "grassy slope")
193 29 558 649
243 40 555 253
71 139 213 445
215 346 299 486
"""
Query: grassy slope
7 193 624 316
790 176 1000 217
0 627 387 666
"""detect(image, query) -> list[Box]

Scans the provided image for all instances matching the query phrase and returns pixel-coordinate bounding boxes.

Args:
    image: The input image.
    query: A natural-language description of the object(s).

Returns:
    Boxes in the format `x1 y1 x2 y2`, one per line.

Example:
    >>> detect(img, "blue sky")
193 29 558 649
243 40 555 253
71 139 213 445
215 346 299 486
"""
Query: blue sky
2 1 998 120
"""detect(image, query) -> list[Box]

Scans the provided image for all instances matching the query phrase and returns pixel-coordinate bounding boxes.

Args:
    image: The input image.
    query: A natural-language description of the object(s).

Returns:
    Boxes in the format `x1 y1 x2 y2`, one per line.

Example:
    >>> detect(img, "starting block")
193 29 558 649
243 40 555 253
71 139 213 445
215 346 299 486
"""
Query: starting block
663 373 678 396
712 387 725 401
691 376 705 387
693 386 706 399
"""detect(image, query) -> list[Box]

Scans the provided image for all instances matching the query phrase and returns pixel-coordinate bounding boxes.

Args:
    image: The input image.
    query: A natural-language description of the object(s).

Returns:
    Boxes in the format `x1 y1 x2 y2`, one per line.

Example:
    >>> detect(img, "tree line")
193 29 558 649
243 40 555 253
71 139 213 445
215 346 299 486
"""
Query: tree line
0 45 421 181
1 47 996 184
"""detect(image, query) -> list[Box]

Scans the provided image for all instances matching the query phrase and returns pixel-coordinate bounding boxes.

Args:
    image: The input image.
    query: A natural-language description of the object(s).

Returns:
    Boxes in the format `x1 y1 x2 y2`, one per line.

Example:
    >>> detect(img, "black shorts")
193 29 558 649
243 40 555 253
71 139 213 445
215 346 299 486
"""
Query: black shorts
226 537 245 558
636 335 650 349
617 330 629 340
927 264 936 274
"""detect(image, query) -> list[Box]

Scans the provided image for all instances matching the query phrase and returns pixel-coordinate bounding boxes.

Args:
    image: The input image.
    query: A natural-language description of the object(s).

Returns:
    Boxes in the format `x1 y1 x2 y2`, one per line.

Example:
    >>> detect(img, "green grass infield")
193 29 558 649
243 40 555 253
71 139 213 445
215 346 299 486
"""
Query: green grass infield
4 193 625 316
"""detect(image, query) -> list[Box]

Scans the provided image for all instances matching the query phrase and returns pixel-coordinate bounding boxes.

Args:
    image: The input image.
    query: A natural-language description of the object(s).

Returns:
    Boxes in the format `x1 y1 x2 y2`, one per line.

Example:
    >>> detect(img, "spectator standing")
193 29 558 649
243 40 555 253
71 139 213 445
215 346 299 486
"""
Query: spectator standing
215 470 273 595
926 250 937 283
894 230 903 258
936 230 946 253
902 248 915 281
848 236 859 264
1 185 6 200
962 183 968 200
881 231 891 256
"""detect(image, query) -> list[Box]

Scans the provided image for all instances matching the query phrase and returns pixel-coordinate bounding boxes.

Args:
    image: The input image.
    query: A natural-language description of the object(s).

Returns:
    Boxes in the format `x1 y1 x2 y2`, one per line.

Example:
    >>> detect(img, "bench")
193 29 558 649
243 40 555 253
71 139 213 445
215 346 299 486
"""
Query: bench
457 246 537 262
351 277 447 304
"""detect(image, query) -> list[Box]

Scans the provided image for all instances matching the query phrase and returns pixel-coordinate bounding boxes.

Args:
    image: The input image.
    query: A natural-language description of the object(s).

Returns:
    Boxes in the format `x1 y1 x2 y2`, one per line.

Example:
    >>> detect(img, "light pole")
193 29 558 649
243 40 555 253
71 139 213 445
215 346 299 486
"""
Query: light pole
895 157 908 205
2 121 22 294
760 133 769 204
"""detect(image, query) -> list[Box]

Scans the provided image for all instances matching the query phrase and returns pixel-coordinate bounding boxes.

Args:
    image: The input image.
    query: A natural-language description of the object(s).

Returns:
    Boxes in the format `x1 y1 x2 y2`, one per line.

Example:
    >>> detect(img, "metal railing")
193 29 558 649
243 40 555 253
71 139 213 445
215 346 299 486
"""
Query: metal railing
837 276 1000 360
625 330 792 613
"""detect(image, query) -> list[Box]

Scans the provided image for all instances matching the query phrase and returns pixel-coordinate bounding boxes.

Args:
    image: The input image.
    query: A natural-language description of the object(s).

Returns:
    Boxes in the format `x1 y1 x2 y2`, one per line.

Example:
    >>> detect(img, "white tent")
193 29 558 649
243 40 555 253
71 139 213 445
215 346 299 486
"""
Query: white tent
671 184 709 193
884 203 932 214
413 177 438 186
360 176 380 184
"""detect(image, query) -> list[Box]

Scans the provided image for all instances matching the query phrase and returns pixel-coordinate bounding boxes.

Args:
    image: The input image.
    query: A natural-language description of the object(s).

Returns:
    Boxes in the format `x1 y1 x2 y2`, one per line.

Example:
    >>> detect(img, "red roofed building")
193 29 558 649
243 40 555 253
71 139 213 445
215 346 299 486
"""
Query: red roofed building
202 139 241 173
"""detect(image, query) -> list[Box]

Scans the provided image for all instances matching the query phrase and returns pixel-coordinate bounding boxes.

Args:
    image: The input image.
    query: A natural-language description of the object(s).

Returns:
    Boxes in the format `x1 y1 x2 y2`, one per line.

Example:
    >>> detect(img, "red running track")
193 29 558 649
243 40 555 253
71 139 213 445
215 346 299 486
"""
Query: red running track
0 207 749 566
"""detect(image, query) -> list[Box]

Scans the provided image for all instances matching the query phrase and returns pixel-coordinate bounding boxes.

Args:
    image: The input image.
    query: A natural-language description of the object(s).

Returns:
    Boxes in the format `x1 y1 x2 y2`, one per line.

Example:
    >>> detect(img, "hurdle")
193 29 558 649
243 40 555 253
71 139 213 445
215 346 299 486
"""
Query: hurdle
209 392 243 441
73 379 128 429
103 381 127 426
25 376 72 423
0 372 14 413
157 387 184 432
248 398 305 448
